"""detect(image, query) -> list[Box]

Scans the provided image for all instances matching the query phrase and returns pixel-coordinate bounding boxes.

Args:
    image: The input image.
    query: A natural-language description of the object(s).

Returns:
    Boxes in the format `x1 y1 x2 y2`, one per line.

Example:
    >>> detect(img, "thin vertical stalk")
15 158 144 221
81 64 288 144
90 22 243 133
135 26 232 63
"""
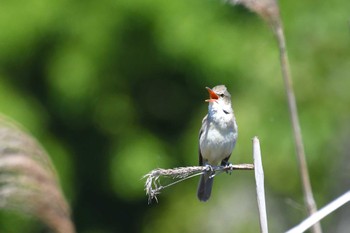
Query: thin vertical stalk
274 21 322 233
228 1 322 231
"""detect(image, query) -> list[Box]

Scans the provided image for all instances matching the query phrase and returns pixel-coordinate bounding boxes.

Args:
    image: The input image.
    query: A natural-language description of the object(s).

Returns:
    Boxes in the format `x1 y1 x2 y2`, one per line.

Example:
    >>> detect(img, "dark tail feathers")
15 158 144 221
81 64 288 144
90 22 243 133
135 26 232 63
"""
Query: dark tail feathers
197 172 214 202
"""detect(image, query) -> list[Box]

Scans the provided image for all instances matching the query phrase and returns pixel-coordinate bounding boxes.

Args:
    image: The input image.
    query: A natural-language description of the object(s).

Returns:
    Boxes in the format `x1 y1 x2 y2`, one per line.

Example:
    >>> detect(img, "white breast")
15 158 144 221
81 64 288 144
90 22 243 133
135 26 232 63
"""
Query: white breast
200 118 237 165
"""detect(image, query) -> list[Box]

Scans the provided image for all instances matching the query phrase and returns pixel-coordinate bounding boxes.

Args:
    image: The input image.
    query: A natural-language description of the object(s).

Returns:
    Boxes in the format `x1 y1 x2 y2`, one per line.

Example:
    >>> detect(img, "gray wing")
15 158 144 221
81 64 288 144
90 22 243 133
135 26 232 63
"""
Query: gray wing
198 115 208 166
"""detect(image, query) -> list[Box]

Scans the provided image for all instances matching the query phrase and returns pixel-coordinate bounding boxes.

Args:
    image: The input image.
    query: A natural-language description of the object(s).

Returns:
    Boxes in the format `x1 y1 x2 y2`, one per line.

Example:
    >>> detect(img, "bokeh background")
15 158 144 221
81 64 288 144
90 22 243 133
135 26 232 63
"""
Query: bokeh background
0 0 349 232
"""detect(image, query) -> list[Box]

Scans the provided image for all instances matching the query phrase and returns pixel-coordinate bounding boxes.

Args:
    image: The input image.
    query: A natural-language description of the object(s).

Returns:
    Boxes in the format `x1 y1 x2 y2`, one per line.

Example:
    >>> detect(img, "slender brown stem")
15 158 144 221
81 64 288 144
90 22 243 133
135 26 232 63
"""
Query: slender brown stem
274 21 322 233
227 0 322 231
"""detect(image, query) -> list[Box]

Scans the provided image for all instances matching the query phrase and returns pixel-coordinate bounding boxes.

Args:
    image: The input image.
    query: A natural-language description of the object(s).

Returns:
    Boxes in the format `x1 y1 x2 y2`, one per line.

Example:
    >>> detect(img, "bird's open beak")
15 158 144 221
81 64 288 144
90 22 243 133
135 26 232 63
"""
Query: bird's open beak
205 87 219 102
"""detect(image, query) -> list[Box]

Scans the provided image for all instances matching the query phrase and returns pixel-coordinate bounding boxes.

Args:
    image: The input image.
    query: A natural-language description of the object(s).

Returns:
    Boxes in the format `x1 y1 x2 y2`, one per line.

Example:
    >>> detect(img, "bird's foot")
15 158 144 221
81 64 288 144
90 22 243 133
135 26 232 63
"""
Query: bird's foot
204 164 216 178
204 164 214 172
221 161 233 175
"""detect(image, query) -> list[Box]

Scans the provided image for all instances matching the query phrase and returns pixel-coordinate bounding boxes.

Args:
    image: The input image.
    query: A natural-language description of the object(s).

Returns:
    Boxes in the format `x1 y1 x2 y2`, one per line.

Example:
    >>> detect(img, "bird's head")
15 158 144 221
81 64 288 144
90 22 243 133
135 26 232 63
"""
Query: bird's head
205 85 231 104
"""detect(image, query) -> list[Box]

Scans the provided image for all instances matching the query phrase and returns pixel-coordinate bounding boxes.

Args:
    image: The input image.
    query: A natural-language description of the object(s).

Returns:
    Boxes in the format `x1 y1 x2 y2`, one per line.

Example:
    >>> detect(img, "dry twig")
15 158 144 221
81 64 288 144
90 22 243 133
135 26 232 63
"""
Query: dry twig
143 164 254 204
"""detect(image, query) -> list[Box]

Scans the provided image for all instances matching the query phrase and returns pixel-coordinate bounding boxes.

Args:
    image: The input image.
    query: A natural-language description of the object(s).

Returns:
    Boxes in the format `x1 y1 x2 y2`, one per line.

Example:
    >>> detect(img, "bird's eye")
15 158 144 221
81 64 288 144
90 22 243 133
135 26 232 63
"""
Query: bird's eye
219 94 224 97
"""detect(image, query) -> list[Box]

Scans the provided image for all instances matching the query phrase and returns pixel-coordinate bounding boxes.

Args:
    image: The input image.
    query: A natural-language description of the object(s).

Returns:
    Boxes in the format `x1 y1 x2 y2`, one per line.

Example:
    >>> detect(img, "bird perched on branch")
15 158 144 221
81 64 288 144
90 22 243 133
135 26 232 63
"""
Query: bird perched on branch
197 85 238 202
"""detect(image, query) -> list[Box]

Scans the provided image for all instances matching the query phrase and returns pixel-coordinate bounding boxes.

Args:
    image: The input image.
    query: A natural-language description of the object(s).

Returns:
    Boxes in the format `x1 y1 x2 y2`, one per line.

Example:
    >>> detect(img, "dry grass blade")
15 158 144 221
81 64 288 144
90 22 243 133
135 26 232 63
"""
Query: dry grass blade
286 191 350 233
0 115 75 233
253 137 268 233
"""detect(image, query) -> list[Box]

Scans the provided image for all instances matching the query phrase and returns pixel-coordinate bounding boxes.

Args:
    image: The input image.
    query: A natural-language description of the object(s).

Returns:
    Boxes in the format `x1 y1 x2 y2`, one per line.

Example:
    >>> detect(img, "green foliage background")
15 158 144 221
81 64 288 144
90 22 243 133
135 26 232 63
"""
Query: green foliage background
0 0 349 232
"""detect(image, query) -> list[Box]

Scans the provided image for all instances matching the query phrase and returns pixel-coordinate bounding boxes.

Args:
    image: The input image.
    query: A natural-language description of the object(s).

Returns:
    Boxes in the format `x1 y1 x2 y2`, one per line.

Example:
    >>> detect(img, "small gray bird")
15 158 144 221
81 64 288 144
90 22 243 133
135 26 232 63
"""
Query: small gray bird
197 85 238 202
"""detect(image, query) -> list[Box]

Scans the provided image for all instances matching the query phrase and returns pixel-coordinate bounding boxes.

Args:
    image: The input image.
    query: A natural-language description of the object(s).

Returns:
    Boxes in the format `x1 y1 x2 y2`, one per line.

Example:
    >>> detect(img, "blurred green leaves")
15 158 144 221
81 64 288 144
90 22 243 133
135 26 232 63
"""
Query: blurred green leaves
110 131 172 200
0 77 48 134
48 46 99 115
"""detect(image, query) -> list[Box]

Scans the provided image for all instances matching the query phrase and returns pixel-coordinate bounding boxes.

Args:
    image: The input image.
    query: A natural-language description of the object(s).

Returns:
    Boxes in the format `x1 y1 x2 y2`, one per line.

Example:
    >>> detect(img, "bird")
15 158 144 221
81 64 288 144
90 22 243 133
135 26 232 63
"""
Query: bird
197 85 238 202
